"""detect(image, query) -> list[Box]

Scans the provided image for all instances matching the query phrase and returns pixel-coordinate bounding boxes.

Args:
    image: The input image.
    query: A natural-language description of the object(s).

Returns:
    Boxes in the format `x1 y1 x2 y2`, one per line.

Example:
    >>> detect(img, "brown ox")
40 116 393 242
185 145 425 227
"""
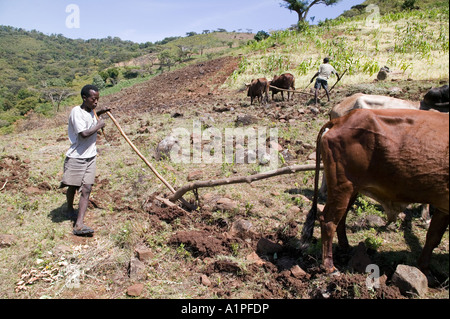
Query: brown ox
246 78 269 105
270 73 296 101
301 109 449 276
324 93 430 221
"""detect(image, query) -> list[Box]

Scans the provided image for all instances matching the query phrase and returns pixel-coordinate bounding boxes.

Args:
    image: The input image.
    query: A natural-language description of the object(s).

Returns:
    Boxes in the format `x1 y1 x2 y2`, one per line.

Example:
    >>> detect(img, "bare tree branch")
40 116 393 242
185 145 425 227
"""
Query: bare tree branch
168 163 323 203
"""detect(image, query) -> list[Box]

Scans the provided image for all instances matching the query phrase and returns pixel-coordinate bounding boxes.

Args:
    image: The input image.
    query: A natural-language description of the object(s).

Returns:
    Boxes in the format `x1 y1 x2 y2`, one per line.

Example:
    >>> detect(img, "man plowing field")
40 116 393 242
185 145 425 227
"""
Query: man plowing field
60 85 110 236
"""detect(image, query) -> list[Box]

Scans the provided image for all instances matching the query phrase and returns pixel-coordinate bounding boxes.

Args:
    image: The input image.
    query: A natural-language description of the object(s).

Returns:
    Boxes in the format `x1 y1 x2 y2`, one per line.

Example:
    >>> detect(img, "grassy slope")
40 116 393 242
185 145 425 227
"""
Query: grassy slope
226 6 449 90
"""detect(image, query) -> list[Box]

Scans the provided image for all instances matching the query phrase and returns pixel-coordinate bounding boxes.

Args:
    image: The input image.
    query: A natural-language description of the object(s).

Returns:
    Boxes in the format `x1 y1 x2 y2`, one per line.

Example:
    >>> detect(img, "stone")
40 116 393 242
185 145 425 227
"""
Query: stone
129 258 147 281
200 274 212 287
290 265 309 279
127 283 144 297
155 135 179 161
288 206 301 214
229 219 254 239
391 264 428 297
235 114 258 126
365 215 385 227
214 198 237 212
187 170 204 181
135 247 153 262
0 234 16 248
246 252 266 266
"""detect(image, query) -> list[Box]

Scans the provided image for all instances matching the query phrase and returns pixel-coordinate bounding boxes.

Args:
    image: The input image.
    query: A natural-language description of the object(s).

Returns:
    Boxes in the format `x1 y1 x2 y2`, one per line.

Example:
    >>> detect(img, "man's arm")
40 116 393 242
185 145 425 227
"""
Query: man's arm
80 118 105 138
310 72 319 83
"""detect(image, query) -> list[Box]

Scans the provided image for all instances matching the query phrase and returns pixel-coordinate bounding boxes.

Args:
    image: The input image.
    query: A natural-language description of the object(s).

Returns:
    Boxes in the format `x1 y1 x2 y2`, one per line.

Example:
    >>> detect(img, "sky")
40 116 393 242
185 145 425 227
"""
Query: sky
0 0 365 43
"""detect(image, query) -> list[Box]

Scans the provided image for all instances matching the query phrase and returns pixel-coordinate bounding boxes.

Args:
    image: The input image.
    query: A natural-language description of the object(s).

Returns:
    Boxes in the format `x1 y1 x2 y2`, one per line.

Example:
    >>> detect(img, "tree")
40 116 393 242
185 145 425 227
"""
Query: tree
280 0 342 23
254 30 270 42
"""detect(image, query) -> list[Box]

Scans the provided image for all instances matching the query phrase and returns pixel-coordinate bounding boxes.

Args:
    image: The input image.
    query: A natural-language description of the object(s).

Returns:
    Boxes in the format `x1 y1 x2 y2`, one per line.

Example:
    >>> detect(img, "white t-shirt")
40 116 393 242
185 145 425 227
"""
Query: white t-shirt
317 63 337 81
66 105 98 159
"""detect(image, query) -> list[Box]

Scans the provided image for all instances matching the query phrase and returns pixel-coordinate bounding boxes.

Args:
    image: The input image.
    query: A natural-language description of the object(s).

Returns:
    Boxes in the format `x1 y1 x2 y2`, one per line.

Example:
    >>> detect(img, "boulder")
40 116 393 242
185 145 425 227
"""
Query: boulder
391 264 428 297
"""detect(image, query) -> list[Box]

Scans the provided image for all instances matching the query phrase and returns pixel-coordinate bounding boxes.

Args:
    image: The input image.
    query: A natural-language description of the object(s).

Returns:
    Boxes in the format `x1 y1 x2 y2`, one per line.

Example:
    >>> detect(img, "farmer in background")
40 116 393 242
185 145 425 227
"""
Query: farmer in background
310 57 340 105
60 85 109 236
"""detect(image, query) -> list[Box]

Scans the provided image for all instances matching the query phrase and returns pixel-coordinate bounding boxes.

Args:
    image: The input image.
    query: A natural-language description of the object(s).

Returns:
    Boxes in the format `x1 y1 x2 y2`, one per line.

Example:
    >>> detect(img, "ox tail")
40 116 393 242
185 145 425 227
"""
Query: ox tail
300 120 334 249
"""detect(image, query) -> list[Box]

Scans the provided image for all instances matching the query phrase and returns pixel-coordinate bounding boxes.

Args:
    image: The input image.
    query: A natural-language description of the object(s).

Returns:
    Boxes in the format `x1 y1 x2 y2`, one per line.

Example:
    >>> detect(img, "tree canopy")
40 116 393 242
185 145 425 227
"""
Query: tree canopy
280 0 343 23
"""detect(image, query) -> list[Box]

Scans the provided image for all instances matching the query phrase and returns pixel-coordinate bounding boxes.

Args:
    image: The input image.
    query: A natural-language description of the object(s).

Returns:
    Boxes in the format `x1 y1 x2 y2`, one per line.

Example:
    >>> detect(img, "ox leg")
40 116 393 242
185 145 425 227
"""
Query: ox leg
319 174 327 199
336 194 357 251
319 190 355 273
417 210 449 276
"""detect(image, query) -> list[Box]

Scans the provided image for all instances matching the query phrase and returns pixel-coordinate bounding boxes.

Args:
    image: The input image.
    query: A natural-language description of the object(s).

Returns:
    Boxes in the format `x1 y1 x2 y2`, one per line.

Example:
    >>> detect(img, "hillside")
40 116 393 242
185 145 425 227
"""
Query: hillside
0 2 448 302
0 27 251 132
341 0 450 17
227 5 449 90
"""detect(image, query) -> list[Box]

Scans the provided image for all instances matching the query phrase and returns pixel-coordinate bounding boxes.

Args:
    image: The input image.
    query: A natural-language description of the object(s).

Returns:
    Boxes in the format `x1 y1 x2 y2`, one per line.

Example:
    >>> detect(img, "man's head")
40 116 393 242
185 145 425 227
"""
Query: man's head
323 57 330 64
81 85 99 111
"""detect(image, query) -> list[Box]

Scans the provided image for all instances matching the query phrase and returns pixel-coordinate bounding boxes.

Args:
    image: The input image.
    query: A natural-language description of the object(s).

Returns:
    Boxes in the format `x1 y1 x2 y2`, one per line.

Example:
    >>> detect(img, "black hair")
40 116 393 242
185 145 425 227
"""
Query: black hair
81 85 99 98
323 57 330 63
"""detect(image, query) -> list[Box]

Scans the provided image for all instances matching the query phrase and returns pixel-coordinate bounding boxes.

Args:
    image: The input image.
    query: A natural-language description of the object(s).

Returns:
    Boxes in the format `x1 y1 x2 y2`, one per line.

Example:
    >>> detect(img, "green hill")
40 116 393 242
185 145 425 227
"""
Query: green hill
226 2 449 90
0 27 251 132
341 0 450 17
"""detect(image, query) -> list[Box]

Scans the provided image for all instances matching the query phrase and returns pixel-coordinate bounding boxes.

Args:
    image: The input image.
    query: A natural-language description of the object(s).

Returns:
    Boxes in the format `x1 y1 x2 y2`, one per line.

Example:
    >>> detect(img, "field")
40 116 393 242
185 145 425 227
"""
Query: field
0 8 448 301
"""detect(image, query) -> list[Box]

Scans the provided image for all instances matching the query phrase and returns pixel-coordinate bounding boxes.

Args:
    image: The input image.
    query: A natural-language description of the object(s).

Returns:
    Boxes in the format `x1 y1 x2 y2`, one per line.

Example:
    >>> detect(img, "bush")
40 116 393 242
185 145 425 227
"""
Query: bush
254 30 270 42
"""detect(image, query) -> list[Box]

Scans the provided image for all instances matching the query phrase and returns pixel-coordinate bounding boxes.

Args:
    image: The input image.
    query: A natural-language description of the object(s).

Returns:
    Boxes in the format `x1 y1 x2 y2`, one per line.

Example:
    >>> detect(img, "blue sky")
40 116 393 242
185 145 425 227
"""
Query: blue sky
0 0 365 43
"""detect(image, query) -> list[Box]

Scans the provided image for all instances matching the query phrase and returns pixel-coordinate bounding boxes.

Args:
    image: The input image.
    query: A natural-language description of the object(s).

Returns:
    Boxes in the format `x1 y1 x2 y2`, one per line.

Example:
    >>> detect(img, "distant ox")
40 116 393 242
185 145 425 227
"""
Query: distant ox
301 109 449 276
270 73 296 101
246 78 269 105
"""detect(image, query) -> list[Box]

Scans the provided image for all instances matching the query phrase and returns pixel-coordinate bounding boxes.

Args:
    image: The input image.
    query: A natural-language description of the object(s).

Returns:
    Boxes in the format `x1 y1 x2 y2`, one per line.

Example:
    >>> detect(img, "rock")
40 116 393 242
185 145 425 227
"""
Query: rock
229 219 254 239
246 252 266 266
235 114 258 126
256 237 283 256
365 215 385 227
135 247 153 262
348 242 372 273
391 264 428 297
290 265 309 279
0 234 16 248
309 106 319 115
129 258 147 281
155 135 179 161
187 170 203 181
127 283 144 297
200 274 212 287
288 206 301 214
214 198 238 212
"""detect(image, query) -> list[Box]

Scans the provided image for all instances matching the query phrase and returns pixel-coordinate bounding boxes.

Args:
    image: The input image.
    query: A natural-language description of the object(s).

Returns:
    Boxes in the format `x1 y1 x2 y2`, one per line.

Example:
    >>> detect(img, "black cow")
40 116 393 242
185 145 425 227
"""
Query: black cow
421 85 449 112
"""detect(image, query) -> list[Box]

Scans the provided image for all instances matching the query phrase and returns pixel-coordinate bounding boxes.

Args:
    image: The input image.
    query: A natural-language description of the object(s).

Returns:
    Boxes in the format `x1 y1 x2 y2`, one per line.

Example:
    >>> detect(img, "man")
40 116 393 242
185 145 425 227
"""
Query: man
310 57 340 105
60 85 109 236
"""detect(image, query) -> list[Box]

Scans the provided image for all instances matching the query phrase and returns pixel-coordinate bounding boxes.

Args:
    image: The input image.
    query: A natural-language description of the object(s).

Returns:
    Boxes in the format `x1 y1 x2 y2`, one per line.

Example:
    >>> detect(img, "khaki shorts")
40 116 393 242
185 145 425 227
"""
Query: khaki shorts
61 156 96 188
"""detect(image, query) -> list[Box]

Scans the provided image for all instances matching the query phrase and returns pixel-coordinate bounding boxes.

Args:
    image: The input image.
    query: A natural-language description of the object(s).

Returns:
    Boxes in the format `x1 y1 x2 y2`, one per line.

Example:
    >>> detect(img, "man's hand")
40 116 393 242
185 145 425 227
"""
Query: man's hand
97 118 106 130
96 108 111 116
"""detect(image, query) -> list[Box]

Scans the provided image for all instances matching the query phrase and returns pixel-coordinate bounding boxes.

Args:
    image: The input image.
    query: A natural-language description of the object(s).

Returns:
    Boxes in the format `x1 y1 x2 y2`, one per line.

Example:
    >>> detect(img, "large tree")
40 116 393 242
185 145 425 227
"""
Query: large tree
280 0 343 23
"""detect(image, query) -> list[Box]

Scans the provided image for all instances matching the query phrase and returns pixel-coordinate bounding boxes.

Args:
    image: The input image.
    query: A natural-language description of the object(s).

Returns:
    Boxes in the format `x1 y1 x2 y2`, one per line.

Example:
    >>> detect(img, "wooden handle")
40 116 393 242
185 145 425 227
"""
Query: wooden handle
105 111 176 194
